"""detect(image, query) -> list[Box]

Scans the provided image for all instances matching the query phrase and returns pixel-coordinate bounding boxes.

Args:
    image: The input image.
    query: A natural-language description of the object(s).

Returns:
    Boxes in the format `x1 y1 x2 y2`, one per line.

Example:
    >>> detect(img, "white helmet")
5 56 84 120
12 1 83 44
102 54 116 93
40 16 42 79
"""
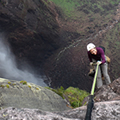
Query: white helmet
87 43 96 51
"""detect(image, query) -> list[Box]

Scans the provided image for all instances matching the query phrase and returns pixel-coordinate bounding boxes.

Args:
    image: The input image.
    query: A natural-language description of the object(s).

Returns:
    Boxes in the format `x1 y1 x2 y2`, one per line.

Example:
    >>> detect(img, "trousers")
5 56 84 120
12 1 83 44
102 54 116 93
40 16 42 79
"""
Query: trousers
95 62 111 88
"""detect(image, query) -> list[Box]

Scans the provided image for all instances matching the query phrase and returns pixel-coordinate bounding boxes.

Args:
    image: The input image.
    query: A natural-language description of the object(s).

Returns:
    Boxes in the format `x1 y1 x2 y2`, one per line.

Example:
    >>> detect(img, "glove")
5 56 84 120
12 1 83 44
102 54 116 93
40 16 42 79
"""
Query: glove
97 61 102 65
90 62 93 66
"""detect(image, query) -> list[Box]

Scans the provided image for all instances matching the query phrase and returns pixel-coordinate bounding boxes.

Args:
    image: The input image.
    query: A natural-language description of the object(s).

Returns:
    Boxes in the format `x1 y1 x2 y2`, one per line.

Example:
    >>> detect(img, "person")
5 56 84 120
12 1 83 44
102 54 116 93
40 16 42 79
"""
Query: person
87 43 111 89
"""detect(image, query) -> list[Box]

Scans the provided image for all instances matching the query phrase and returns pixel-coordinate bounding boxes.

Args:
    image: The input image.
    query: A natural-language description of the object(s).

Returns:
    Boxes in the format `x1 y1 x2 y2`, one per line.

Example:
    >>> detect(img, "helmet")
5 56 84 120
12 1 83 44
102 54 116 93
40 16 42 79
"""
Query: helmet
87 43 96 51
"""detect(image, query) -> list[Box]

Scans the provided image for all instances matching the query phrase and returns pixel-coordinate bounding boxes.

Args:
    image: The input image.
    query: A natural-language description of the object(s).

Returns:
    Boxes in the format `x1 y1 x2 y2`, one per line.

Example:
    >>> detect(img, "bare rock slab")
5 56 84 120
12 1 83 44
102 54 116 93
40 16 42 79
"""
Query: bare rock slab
0 78 70 112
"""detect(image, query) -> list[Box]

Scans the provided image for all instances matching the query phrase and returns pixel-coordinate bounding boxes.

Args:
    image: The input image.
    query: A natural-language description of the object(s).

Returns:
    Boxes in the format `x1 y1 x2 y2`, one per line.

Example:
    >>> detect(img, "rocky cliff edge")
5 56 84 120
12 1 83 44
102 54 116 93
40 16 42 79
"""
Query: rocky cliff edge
0 78 120 119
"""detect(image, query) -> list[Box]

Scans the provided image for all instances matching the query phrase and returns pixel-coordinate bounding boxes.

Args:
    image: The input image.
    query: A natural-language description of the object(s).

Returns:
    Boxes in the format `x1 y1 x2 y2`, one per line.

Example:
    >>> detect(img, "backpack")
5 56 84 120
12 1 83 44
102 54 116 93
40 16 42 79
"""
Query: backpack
99 46 105 53
99 46 110 63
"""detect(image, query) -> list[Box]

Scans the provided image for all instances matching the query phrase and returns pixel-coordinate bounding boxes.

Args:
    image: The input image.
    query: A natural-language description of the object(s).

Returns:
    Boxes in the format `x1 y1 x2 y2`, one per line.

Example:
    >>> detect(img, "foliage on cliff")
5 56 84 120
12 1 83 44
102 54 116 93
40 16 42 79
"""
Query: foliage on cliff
46 86 89 108
47 0 120 36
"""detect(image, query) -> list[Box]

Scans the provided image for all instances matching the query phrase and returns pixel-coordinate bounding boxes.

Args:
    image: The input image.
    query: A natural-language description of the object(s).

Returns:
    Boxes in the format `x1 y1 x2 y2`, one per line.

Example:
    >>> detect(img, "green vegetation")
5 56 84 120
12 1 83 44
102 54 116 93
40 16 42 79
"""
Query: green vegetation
36 87 39 90
0 85 4 88
12 83 16 86
47 0 120 35
20 80 27 85
46 86 89 108
48 0 120 18
28 85 31 88
110 0 120 5
6 84 10 88
8 82 11 85
46 86 65 98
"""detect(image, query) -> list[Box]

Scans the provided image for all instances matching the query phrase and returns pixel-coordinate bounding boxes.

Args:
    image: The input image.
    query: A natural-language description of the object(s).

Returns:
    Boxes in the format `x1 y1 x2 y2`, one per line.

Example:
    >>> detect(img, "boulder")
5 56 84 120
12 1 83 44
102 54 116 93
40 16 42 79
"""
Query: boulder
94 77 120 102
0 78 70 112
92 101 120 120
59 101 120 120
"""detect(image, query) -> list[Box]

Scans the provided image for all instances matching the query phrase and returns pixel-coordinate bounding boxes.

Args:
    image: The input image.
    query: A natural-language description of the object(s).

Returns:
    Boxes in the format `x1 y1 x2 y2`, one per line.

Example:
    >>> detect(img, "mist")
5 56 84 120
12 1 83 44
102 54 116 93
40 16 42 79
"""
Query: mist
0 34 47 86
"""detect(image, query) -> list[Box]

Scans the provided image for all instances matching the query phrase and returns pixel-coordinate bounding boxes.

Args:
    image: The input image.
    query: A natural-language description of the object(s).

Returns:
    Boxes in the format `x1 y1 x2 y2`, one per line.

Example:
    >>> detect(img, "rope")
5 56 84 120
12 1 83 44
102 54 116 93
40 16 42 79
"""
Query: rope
91 63 99 95
85 63 99 120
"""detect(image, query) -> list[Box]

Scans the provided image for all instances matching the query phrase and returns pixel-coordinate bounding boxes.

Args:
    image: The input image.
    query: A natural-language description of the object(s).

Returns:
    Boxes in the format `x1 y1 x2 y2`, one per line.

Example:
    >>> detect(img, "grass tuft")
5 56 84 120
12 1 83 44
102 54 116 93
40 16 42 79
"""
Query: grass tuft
28 85 31 88
8 82 11 84
36 87 39 90
0 85 4 88
6 84 10 88
20 80 27 85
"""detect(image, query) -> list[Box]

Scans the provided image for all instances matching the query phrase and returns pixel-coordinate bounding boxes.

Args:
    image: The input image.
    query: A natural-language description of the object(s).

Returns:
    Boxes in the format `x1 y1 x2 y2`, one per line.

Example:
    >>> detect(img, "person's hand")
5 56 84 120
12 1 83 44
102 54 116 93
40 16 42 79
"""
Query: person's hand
90 62 93 66
97 61 102 65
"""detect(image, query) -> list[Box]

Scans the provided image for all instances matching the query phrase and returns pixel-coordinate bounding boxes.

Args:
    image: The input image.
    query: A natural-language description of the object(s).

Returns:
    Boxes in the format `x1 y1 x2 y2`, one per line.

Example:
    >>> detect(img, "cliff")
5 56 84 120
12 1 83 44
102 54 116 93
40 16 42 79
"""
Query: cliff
0 0 61 69
0 0 120 92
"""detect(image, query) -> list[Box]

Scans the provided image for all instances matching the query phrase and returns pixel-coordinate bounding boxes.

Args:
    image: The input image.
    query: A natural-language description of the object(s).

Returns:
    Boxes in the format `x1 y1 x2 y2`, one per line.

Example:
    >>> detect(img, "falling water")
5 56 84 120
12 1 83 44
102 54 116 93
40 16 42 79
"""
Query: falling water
0 34 47 86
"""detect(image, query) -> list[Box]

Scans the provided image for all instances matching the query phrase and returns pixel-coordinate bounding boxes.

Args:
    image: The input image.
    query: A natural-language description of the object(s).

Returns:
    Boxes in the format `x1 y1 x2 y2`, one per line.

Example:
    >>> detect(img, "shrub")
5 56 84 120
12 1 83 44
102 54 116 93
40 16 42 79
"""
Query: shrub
45 86 89 108
46 86 65 99
64 87 89 108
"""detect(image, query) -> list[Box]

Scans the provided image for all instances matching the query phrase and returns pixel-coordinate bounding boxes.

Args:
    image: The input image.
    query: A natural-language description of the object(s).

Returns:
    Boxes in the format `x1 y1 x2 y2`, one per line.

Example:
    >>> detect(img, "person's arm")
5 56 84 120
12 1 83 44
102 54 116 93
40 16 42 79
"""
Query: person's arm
99 48 106 64
100 48 106 64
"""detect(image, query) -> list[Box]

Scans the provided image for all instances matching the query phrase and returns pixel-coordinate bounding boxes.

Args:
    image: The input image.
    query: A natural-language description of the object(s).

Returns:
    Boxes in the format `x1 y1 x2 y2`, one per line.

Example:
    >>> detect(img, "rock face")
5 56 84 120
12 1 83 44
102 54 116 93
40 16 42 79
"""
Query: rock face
0 0 61 69
0 78 120 119
1 0 120 93
0 107 80 120
0 78 70 112
94 78 120 102
0 101 120 120
59 101 120 120
92 101 120 120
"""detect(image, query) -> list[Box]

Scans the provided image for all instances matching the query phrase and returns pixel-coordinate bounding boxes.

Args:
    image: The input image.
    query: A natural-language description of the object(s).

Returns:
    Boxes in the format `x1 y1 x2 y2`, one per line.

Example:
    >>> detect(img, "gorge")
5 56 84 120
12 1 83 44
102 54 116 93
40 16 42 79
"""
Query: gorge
0 0 120 119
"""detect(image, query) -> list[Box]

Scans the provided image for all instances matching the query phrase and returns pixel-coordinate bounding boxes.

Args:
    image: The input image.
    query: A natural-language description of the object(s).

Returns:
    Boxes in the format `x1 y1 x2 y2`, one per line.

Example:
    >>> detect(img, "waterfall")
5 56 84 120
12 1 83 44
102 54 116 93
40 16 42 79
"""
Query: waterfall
0 34 47 86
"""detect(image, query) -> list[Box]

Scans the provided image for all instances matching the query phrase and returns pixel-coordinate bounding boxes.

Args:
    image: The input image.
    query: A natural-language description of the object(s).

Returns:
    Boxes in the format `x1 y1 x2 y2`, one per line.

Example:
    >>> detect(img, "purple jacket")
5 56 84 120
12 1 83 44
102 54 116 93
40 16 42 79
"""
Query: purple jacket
87 47 106 64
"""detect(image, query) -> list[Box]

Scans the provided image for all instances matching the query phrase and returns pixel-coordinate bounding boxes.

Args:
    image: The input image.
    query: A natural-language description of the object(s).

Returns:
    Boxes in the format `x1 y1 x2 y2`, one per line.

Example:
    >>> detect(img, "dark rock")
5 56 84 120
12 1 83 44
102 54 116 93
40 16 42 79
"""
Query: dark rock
0 0 61 70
